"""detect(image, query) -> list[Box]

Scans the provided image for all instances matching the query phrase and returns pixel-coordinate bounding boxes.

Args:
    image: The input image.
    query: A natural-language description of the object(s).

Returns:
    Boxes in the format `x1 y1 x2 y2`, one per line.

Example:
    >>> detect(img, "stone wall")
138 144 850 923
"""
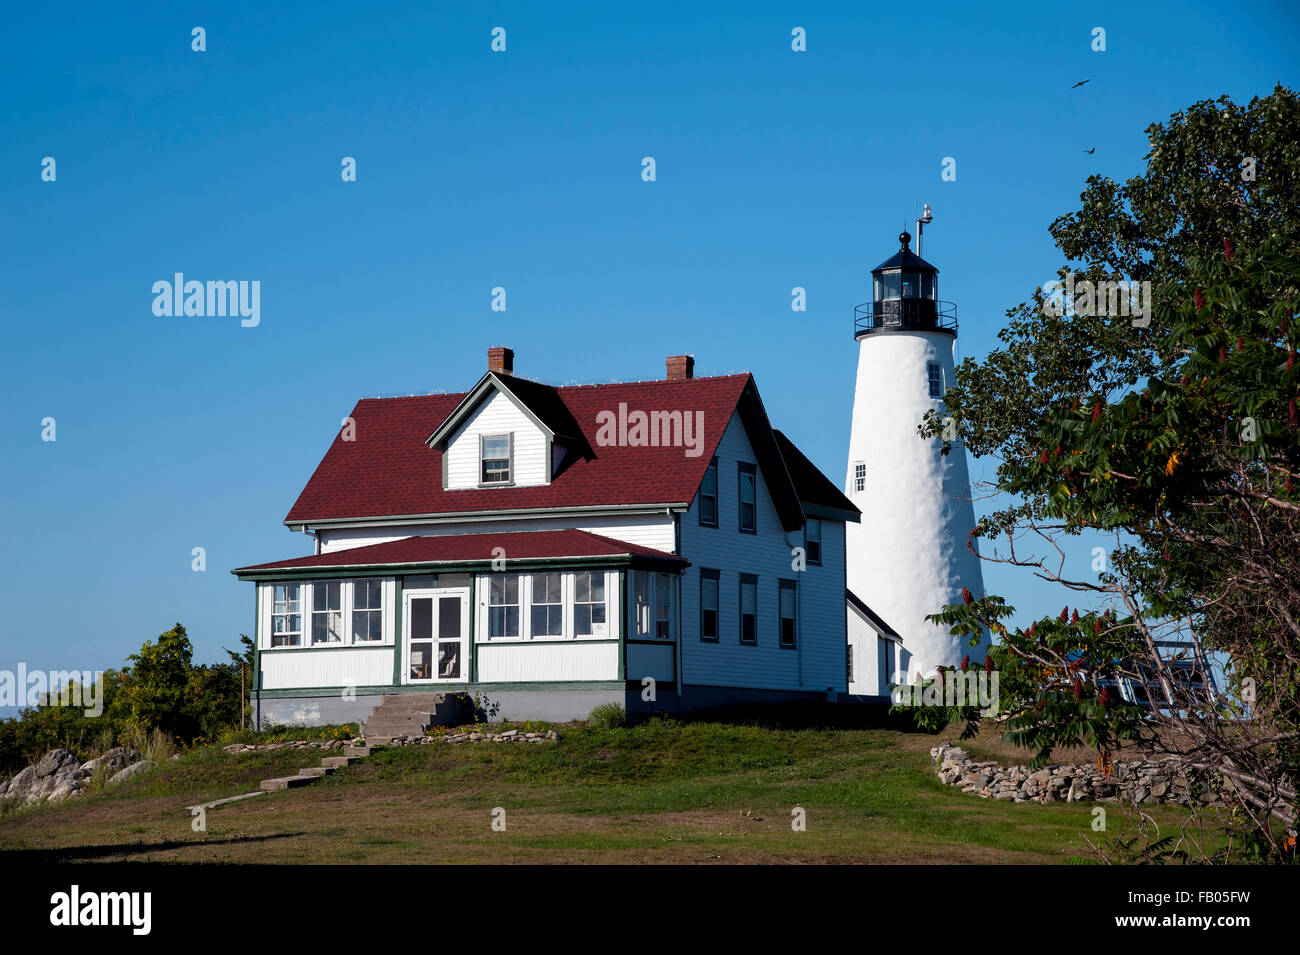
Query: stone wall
931 741 1224 807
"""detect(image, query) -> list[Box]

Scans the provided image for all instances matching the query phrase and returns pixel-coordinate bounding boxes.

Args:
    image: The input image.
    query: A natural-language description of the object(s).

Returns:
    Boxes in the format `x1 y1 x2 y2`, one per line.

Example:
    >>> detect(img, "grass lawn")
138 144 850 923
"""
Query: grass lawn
0 720 1225 864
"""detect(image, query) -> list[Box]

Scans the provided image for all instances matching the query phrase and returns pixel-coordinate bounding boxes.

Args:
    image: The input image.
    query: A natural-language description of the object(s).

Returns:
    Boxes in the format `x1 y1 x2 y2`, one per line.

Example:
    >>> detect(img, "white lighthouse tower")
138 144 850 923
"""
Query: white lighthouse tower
845 227 988 686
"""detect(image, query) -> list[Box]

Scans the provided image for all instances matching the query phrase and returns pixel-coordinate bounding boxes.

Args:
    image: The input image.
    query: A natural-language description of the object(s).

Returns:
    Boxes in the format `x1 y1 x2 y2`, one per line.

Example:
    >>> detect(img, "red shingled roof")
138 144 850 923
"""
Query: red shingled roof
234 529 686 575
284 374 752 525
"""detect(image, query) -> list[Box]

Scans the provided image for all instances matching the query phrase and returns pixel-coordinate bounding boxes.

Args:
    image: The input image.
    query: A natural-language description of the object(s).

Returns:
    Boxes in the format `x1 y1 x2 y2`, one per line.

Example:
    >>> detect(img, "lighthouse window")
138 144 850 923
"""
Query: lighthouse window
902 272 921 298
882 272 900 299
921 273 935 299
854 462 866 493
927 363 944 398
738 462 757 534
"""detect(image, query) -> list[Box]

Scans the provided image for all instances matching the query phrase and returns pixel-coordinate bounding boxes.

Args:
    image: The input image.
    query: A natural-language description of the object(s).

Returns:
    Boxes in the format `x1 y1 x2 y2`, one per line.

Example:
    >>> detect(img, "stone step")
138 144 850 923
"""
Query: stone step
344 745 379 757
364 723 431 737
381 693 447 704
365 715 435 728
297 766 334 777
260 775 317 791
320 755 360 768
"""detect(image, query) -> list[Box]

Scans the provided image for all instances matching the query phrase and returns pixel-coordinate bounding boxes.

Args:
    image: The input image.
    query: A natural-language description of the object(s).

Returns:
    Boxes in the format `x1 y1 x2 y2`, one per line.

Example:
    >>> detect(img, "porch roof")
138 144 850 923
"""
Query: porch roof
232 529 687 579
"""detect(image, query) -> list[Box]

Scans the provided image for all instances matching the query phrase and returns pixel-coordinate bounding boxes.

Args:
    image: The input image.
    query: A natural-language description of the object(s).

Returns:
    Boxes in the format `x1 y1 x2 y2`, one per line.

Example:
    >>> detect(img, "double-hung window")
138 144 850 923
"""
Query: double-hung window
778 579 797 649
481 433 512 484
312 581 343 644
574 571 607 636
804 519 822 565
531 572 564 637
487 574 520 638
854 462 866 493
738 462 757 533
699 457 719 527
352 579 383 642
271 583 302 647
739 574 758 644
700 569 720 641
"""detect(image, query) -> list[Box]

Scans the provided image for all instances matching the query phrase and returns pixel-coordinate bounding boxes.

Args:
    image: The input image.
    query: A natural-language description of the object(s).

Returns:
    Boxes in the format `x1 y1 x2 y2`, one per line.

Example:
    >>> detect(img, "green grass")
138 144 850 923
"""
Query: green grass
0 720 1229 864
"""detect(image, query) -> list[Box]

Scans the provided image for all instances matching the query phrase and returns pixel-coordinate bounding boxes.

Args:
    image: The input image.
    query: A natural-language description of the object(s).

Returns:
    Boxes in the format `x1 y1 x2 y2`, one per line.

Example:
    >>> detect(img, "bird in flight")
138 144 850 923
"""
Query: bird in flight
1071 79 1090 89
1084 147 1096 154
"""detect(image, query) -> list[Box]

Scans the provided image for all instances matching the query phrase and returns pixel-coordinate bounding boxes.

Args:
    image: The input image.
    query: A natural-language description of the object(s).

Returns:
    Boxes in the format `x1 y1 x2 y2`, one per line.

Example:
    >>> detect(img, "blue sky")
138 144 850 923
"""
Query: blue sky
1 0 1296 689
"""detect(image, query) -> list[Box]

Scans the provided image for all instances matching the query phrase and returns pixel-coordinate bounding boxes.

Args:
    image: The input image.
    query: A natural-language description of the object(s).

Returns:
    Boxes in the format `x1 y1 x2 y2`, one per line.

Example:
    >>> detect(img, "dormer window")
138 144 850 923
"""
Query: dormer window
480 434 513 485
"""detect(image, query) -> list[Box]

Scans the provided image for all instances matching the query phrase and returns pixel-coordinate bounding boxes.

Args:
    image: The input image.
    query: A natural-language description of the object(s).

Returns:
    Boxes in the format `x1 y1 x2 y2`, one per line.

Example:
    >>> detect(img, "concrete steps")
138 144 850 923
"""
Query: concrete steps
362 693 466 741
257 746 377 793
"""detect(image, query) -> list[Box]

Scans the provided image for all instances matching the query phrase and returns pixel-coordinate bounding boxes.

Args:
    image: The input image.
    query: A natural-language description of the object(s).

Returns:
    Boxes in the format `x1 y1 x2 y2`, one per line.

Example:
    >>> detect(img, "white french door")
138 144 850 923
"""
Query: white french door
404 588 469 683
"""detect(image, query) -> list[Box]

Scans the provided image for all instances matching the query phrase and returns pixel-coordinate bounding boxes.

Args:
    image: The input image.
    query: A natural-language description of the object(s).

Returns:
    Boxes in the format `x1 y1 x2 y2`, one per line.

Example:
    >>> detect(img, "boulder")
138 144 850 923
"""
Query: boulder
36 748 75 778
108 760 154 785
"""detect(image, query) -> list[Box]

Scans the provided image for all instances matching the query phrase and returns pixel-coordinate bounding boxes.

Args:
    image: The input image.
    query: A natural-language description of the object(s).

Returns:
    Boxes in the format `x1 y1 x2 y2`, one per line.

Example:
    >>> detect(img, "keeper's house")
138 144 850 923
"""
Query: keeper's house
233 347 860 726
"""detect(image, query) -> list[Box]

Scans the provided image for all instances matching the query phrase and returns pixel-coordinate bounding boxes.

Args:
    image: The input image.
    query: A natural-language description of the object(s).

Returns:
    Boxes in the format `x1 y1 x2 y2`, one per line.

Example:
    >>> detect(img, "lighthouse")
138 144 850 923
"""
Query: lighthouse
844 229 988 685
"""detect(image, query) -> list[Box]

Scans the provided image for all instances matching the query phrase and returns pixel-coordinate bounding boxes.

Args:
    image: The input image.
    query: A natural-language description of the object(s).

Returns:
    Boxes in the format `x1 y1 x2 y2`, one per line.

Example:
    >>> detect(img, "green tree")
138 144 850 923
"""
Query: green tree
118 623 194 738
917 86 1300 860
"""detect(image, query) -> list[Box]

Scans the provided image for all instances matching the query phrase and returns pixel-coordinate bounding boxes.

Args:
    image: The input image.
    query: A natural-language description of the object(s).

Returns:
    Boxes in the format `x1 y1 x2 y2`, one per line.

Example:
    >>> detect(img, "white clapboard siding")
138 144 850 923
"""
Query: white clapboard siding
679 412 848 693
476 641 619 682
444 389 548 489
260 647 395 690
318 512 676 555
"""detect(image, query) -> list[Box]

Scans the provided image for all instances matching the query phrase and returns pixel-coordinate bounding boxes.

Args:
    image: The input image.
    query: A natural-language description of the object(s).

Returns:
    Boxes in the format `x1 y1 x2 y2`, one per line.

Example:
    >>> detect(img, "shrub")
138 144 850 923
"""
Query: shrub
588 703 626 729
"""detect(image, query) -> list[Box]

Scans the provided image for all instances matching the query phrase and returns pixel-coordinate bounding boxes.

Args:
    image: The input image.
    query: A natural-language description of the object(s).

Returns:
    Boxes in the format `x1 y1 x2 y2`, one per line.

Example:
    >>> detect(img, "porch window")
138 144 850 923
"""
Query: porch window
698 457 718 527
804 519 822 565
531 572 564 637
778 579 797 649
654 572 671 639
738 462 756 533
352 579 383 642
271 583 302 647
481 433 512 484
739 574 757 644
312 581 344 644
700 569 719 641
574 571 607 637
487 575 520 638
632 570 650 636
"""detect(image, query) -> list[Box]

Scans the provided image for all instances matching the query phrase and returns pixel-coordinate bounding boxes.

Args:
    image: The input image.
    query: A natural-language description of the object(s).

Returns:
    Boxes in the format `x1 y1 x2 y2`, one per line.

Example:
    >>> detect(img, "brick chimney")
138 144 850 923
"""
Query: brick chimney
666 355 695 381
488 346 514 376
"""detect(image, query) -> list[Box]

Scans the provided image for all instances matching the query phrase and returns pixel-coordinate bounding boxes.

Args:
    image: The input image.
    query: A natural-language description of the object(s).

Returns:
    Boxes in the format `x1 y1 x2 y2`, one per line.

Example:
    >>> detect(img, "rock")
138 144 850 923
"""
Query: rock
108 760 154 785
36 749 75 778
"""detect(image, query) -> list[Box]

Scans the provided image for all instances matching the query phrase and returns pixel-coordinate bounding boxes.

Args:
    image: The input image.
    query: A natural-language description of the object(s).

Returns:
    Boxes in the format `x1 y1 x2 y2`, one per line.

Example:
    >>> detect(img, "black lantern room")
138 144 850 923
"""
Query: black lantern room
853 231 957 339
